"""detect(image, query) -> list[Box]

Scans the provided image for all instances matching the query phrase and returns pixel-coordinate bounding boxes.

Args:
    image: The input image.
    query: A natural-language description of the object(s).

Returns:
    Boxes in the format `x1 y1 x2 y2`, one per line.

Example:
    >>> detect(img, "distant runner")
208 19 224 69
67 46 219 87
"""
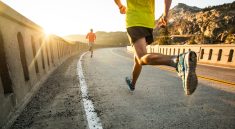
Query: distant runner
86 29 96 58
114 0 198 95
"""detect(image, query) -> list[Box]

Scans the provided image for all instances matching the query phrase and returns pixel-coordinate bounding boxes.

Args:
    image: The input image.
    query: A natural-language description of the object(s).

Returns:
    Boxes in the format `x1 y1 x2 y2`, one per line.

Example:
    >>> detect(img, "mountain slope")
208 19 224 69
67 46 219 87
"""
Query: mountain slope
154 2 235 44
64 31 129 46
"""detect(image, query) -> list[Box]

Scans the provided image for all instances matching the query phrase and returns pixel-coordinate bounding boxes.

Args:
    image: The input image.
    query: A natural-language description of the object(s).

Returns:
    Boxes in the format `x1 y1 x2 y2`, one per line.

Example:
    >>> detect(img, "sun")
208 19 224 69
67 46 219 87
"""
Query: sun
41 23 76 36
42 26 55 36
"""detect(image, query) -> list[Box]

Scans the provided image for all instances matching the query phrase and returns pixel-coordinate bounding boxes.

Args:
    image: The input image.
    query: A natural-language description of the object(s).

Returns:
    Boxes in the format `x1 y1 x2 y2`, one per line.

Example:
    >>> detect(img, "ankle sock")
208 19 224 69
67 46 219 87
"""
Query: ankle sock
170 56 179 68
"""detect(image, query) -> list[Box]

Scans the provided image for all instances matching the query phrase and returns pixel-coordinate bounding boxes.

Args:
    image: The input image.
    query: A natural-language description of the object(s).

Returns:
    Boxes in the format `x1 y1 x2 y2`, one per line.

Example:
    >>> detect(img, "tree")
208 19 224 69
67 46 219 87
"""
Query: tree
188 36 197 44
155 28 171 45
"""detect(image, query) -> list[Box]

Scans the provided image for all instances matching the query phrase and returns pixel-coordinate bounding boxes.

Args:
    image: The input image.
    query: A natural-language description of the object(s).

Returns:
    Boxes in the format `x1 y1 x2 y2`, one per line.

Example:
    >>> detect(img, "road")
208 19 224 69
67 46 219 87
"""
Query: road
9 47 235 129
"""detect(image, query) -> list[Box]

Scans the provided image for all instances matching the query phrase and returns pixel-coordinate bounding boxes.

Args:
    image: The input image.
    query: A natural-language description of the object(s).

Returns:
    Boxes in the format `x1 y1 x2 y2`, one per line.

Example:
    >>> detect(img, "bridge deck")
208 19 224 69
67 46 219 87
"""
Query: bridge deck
9 48 235 129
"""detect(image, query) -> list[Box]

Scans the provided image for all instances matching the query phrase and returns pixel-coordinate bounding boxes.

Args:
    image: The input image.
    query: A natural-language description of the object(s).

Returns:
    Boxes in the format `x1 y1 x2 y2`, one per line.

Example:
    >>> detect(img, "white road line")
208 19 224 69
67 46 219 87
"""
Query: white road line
110 48 132 61
77 52 103 129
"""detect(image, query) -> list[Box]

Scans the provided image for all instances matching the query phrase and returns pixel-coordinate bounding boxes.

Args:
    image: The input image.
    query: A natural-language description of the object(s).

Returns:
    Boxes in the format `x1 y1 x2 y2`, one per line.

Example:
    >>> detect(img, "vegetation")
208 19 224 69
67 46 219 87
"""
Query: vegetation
64 31 129 46
155 28 171 45
95 31 129 46
188 36 197 44
202 1 235 12
154 1 235 45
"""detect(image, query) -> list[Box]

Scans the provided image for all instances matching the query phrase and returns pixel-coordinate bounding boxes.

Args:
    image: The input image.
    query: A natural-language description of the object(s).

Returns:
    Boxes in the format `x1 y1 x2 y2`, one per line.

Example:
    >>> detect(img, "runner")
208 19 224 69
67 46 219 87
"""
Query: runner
86 29 96 58
114 0 198 95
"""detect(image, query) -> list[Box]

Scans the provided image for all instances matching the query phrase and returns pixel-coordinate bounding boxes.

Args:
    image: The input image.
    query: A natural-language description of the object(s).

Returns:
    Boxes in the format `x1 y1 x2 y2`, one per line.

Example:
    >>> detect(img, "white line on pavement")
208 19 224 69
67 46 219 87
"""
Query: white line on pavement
110 48 132 61
77 52 103 129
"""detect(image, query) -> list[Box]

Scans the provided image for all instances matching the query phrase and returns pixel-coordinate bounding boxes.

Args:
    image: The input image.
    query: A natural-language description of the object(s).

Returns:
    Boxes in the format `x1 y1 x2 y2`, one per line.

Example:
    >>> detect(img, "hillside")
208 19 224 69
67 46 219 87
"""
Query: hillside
64 31 129 46
65 2 235 45
154 2 235 45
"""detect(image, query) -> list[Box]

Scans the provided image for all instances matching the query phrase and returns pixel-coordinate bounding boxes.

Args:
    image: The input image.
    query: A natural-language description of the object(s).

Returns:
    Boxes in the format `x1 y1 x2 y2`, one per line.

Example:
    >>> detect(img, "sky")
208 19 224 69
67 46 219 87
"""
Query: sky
1 0 234 36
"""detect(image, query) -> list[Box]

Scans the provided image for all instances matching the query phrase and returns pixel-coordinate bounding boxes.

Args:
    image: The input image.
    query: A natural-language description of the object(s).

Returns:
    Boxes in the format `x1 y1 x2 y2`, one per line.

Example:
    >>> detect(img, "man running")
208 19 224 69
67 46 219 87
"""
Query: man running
86 29 96 58
114 0 198 95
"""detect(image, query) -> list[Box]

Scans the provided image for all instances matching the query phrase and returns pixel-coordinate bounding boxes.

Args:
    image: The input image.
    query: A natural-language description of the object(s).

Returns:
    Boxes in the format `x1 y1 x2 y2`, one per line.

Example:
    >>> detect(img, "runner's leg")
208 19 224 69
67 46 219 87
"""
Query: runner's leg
88 43 91 52
140 53 178 67
131 55 142 87
91 45 93 57
130 37 178 88
131 38 147 87
133 38 178 67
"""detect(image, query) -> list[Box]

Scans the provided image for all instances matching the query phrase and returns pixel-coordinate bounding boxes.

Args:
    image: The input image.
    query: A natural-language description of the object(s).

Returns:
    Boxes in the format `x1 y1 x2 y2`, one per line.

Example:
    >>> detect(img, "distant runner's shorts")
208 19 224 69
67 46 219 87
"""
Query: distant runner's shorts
127 26 153 45
88 42 94 47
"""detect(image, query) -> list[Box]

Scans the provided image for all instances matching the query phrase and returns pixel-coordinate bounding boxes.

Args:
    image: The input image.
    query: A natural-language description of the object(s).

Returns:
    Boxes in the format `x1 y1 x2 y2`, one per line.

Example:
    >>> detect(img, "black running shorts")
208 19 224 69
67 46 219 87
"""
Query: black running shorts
127 26 154 45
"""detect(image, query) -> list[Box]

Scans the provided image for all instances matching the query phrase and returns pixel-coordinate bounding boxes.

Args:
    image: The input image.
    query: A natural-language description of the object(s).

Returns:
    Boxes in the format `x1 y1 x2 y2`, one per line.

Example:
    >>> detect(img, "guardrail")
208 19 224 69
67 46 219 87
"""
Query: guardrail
127 44 235 67
0 2 88 127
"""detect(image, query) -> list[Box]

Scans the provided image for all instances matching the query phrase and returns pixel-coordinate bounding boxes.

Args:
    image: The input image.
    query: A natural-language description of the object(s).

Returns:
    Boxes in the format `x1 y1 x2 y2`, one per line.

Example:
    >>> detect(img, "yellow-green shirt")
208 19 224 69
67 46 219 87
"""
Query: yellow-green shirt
126 0 155 28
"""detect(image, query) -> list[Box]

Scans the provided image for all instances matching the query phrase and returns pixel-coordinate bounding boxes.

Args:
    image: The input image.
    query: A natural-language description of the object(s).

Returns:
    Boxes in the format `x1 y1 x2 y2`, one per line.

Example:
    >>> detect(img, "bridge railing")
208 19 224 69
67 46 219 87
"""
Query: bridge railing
0 2 88 127
127 44 235 67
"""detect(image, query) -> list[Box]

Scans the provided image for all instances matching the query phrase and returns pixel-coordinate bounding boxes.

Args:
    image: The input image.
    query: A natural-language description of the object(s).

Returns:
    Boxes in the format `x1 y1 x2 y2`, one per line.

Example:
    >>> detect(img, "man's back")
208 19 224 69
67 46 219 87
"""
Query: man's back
126 0 155 28
86 32 96 43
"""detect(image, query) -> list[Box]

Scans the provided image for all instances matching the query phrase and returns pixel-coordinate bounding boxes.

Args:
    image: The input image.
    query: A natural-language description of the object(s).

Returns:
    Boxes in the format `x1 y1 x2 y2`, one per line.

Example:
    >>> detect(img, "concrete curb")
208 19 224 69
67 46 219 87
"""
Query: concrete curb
2 53 78 129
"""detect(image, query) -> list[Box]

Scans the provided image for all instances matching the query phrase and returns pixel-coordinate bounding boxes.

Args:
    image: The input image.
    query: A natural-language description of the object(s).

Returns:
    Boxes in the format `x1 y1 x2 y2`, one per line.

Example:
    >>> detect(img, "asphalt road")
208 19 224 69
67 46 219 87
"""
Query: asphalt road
83 47 235 129
8 47 235 129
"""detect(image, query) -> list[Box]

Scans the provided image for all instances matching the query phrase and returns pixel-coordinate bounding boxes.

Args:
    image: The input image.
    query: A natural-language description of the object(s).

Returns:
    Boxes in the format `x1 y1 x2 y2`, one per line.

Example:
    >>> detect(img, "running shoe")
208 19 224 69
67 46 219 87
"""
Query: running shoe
125 77 135 91
177 51 198 95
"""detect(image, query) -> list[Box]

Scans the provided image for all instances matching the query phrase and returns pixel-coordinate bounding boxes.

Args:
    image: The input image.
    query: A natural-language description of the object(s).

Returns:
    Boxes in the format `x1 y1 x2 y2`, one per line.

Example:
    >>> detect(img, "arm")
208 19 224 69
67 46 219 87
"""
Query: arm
114 0 123 8
114 0 126 14
163 0 172 18
157 0 172 28
86 33 89 39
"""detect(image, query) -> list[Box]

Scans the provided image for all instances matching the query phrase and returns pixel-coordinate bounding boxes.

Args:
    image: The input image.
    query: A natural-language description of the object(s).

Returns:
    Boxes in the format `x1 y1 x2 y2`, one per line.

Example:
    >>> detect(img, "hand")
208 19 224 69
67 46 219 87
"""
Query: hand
119 5 126 14
157 15 168 28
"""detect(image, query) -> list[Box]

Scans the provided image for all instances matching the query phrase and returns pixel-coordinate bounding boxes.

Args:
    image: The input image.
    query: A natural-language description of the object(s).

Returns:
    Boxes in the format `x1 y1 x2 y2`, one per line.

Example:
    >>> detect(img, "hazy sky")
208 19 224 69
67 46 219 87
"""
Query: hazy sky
1 0 234 36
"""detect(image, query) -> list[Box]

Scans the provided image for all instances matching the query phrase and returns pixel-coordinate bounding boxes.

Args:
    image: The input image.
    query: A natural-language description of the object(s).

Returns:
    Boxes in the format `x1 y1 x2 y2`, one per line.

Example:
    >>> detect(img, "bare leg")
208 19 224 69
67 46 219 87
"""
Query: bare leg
90 46 93 57
131 37 178 87
140 53 177 67
133 38 178 67
131 55 142 87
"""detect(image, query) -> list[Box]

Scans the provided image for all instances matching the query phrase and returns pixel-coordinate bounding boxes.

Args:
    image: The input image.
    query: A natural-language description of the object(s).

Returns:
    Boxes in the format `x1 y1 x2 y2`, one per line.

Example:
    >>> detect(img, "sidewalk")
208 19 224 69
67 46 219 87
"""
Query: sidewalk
9 54 87 129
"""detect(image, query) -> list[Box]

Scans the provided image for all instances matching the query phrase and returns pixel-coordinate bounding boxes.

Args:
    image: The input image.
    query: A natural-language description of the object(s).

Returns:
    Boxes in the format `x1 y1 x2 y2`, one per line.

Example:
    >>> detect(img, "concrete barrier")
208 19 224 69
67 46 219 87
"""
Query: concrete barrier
127 44 235 67
0 2 88 127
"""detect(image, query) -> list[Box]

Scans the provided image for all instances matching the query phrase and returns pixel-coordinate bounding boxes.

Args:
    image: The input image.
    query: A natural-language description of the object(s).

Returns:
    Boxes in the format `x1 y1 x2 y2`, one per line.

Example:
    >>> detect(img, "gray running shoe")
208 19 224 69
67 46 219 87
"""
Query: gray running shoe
177 51 198 95
125 77 135 91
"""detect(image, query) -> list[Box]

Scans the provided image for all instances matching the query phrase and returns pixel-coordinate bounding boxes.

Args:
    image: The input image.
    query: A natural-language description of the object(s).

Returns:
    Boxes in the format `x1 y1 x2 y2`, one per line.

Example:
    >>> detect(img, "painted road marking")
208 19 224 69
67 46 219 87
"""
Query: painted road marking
77 52 103 129
197 63 235 70
117 49 235 86
125 49 235 86
155 66 235 86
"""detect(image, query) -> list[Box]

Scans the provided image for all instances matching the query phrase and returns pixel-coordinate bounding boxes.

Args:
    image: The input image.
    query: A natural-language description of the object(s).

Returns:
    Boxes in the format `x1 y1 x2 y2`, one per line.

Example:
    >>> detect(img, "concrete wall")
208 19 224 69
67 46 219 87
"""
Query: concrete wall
127 44 235 67
0 2 88 127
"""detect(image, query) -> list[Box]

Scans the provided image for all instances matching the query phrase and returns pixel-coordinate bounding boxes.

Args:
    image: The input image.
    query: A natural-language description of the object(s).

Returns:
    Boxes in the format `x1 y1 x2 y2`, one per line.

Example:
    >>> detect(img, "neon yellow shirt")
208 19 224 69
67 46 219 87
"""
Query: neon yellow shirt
126 0 155 28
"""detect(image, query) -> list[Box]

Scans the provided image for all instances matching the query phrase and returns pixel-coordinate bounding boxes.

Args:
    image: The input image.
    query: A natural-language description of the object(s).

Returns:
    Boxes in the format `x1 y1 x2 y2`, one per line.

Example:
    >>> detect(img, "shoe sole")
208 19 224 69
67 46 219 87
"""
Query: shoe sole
184 51 198 95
